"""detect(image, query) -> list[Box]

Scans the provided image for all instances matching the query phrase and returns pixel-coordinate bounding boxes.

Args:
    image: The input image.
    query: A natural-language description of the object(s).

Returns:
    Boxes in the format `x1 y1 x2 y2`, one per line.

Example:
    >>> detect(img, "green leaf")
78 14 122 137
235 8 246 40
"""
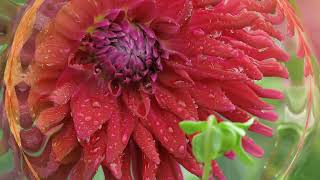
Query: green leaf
9 0 27 6
179 121 208 135
0 44 8 54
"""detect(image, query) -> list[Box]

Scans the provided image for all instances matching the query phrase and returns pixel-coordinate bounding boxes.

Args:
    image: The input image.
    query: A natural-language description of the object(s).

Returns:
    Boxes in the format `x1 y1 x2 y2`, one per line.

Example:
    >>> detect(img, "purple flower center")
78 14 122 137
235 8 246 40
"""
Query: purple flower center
74 10 168 84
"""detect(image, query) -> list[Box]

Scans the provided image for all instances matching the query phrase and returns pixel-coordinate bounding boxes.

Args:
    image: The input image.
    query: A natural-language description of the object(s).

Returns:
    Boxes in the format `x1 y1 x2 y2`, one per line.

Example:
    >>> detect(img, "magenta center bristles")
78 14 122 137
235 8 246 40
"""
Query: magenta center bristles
74 9 168 85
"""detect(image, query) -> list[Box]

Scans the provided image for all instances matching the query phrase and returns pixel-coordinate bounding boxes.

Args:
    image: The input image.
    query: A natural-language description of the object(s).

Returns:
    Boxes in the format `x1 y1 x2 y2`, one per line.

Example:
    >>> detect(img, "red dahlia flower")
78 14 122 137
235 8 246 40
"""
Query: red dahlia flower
2 0 306 179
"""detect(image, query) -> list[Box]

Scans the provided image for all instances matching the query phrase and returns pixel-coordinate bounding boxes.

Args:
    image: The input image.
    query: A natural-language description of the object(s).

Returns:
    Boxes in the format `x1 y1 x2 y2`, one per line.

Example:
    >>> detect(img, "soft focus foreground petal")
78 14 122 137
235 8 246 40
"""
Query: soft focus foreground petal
70 78 115 141
35 104 70 133
133 123 160 164
25 142 60 179
69 131 106 180
50 66 89 105
20 127 44 152
51 122 78 162
34 24 74 69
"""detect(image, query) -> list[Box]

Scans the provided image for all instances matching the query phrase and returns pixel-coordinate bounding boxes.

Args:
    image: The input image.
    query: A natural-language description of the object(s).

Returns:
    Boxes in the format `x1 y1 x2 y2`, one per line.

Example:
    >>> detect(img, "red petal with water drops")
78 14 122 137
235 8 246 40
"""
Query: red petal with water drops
142 154 158 180
242 136 264 158
191 82 235 112
51 122 78 162
157 149 183 180
155 84 198 120
221 81 272 110
70 78 115 141
142 105 187 159
35 104 70 133
69 131 106 180
105 155 123 179
175 151 202 177
133 123 160 164
122 89 150 118
51 66 89 105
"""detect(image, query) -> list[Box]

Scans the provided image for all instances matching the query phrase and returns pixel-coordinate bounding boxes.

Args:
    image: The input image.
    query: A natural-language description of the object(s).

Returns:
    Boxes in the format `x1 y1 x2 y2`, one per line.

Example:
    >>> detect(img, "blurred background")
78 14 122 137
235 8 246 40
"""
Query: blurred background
1 0 320 179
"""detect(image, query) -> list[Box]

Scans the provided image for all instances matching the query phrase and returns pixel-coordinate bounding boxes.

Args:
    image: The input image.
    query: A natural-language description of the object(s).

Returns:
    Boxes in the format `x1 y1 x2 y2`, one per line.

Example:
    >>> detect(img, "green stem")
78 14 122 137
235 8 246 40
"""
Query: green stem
202 160 211 180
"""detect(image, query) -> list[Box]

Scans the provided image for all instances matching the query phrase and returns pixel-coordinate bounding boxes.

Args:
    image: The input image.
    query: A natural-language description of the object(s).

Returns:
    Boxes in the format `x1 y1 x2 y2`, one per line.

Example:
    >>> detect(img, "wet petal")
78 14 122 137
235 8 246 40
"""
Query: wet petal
71 78 115 141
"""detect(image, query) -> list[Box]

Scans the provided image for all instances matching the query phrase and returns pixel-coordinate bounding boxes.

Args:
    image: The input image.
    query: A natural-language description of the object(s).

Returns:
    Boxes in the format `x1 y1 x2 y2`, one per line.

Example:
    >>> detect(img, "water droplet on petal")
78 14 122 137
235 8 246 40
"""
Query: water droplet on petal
168 127 174 133
92 101 102 108
122 134 128 144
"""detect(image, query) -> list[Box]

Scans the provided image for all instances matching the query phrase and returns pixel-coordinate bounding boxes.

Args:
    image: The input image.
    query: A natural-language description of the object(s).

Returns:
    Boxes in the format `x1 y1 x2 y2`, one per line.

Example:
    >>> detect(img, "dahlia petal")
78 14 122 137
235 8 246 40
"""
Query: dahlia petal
247 81 284 99
193 0 221 8
154 84 198 119
105 108 122 164
128 0 156 23
212 161 226 180
120 147 133 180
69 131 106 180
51 122 78 162
122 89 150 118
255 59 289 78
191 82 235 112
142 154 158 180
150 17 180 39
189 10 259 32
70 78 115 141
102 166 117 180
35 104 70 133
242 136 264 158
165 59 247 81
155 0 193 24
26 142 60 178
157 149 183 180
105 156 123 179
242 0 277 13
175 151 202 177
34 33 71 69
245 108 278 121
70 0 104 18
219 107 251 123
55 3 88 40
158 68 194 89
20 127 44 152
129 141 143 180
142 106 187 158
133 123 160 164
249 120 273 137
221 81 273 110
50 66 88 105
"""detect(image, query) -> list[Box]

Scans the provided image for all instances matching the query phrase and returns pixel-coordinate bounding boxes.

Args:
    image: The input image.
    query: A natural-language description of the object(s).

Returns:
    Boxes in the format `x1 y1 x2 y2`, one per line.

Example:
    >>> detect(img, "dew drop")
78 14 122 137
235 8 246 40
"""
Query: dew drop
122 135 128 144
179 146 185 153
164 137 168 142
92 101 102 108
168 127 174 133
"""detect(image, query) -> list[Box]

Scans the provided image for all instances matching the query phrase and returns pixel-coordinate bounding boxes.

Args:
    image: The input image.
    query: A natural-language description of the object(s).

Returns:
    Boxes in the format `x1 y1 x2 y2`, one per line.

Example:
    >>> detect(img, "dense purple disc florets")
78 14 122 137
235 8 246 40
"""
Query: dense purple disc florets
74 10 168 84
